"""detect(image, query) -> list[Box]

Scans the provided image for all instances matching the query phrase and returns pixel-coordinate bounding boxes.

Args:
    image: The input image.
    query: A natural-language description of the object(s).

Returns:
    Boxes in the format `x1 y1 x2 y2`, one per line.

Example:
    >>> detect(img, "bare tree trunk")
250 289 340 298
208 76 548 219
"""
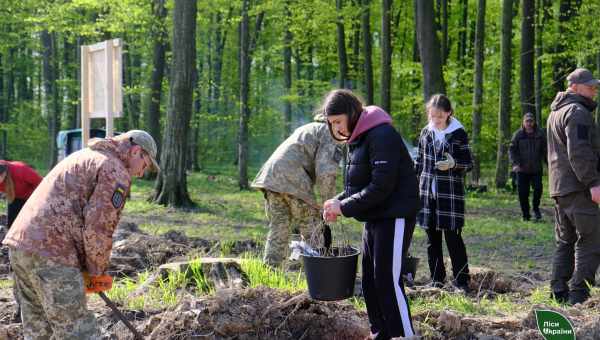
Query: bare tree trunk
441 0 448 64
552 0 580 92
361 0 373 104
471 0 486 185
457 0 468 64
147 0 168 157
597 51 600 128
63 38 78 129
41 30 60 168
381 0 392 112
534 0 542 123
520 0 535 117
416 0 446 102
336 0 349 88
495 0 513 189
283 0 293 137
0 54 6 159
212 8 231 114
153 0 196 208
124 45 141 130
237 2 264 190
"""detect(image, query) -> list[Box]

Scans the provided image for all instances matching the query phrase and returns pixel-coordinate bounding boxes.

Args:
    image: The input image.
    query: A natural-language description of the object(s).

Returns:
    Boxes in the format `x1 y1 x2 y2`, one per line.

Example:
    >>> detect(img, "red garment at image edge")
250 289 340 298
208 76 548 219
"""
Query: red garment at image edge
0 161 42 199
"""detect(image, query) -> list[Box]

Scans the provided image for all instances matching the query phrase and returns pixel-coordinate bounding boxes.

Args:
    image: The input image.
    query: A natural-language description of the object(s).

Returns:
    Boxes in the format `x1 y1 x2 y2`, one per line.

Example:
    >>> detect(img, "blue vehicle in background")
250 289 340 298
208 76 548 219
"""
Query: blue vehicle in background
56 129 121 161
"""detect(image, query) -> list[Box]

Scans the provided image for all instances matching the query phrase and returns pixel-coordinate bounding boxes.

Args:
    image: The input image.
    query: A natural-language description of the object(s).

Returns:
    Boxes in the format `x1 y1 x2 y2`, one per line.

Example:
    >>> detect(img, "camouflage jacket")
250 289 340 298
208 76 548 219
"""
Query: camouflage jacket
251 122 341 206
3 139 132 276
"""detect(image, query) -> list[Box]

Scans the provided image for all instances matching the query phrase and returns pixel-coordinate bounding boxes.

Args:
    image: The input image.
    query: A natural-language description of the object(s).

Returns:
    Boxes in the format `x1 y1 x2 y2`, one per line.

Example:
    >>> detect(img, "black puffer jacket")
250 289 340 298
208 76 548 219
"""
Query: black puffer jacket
337 108 419 222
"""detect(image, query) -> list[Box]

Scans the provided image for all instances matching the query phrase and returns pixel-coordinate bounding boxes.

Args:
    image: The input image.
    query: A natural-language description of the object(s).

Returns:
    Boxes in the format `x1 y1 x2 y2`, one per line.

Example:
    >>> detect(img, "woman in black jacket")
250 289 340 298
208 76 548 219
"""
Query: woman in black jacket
415 94 473 292
322 89 419 340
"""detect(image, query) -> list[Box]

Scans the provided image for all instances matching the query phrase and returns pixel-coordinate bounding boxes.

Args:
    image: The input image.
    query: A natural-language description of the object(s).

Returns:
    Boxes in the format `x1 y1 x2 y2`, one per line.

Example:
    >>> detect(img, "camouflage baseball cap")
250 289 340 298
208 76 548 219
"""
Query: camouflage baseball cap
115 130 160 172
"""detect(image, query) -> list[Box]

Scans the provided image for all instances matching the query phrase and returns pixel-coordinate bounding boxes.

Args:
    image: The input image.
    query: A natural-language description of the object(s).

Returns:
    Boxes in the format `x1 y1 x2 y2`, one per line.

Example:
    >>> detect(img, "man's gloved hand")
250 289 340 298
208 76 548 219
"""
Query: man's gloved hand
82 272 113 294
435 152 456 171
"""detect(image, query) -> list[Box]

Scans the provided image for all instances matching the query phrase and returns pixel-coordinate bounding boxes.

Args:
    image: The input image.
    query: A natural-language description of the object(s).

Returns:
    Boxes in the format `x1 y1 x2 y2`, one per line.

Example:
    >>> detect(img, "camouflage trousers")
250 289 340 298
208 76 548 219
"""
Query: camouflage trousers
263 190 322 266
9 248 100 340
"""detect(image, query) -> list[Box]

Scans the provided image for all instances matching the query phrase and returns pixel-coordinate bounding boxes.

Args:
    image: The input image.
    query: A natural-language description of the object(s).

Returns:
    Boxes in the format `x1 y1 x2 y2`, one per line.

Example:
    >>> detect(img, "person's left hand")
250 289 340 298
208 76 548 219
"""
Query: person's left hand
323 199 342 222
435 152 456 171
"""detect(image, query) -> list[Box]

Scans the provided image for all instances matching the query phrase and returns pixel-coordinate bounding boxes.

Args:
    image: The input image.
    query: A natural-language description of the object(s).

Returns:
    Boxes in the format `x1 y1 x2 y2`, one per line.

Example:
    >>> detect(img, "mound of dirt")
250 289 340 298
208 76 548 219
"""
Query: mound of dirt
109 222 260 277
108 286 370 340
469 267 515 295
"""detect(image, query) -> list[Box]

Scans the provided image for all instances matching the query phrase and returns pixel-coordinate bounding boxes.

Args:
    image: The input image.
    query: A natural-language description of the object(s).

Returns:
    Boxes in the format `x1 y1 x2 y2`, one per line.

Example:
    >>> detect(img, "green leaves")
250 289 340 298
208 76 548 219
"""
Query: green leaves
535 310 576 340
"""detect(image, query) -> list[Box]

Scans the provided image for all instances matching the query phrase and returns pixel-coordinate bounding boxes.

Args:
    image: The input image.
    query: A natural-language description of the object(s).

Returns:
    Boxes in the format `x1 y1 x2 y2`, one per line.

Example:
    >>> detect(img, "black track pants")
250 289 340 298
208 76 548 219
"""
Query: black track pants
362 217 416 338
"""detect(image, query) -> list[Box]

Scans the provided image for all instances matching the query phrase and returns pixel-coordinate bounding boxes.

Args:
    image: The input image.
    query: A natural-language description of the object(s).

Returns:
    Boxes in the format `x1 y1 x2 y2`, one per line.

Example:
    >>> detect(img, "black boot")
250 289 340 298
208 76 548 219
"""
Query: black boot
550 290 569 304
568 289 590 305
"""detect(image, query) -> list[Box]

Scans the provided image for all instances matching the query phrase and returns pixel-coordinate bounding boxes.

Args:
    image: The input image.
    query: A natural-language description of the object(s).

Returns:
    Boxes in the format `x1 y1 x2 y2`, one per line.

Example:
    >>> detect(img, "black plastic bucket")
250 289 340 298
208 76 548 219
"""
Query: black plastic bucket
302 246 360 301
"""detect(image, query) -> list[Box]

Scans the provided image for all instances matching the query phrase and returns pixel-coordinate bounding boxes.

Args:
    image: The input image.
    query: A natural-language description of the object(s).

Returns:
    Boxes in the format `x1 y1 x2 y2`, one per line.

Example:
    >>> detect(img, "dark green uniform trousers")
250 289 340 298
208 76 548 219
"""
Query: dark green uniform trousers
551 191 600 301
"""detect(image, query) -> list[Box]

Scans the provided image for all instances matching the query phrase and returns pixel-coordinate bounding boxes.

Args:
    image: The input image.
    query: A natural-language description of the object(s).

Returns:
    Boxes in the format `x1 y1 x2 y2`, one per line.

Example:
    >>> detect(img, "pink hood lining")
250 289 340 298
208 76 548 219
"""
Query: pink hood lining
348 106 392 143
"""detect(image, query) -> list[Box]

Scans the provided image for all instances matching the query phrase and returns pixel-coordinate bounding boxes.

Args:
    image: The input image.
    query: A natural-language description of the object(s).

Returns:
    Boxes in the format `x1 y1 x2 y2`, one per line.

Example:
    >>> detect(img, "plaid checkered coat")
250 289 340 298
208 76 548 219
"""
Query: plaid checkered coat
415 123 473 231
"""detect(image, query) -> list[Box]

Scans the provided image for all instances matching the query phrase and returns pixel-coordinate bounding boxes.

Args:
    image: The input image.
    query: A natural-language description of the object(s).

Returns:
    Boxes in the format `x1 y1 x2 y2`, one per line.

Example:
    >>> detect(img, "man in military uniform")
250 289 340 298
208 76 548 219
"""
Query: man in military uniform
547 68 600 305
252 115 341 266
3 130 159 339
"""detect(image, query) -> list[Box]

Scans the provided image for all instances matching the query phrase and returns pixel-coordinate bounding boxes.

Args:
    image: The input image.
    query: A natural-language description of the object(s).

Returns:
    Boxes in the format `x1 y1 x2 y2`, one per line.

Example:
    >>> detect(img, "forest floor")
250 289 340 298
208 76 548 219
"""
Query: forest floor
0 166 599 339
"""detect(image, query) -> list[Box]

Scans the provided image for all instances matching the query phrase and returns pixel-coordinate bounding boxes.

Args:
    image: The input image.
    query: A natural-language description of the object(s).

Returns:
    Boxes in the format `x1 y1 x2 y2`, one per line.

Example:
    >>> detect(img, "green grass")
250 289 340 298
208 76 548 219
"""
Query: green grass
0 279 12 289
240 257 307 291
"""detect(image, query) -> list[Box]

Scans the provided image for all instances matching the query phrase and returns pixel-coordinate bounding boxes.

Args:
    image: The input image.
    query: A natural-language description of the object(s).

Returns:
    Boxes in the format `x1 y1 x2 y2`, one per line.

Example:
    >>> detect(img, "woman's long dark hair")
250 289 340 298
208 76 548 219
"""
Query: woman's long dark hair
320 89 364 141
0 164 15 203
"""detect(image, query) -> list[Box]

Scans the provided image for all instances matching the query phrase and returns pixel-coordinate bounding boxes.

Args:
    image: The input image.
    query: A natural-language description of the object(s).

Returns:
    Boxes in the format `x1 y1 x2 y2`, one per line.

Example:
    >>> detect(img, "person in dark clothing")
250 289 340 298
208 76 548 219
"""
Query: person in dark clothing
547 68 600 305
321 89 419 340
415 94 473 292
0 161 43 228
509 112 547 221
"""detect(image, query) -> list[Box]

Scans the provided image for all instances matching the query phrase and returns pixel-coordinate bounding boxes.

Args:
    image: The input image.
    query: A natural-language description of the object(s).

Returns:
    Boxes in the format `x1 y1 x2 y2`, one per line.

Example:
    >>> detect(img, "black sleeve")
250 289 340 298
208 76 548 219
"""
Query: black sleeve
509 131 521 166
451 129 473 173
340 128 399 217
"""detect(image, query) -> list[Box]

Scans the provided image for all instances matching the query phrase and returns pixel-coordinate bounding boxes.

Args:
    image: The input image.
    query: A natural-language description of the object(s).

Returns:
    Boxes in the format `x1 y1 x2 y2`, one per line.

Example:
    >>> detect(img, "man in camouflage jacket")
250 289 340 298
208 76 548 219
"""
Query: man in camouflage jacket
252 115 342 266
3 130 159 339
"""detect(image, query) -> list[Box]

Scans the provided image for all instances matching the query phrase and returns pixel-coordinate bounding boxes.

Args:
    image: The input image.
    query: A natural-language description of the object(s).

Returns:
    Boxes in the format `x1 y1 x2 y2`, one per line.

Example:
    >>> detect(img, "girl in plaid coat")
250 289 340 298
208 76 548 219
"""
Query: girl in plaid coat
415 94 473 291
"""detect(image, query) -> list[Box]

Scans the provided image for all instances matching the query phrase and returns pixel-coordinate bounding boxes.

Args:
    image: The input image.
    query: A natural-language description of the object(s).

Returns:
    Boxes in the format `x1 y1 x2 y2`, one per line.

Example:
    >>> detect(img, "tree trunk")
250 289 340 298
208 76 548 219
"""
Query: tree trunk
471 0 486 185
534 0 543 124
441 0 448 64
283 0 293 137
212 9 230 114
76 36 84 128
458 0 468 64
237 2 264 190
6 48 15 114
336 0 349 88
63 38 78 129
351 2 360 88
41 30 60 168
597 52 600 128
361 0 373 104
495 0 513 189
416 0 446 102
520 0 535 117
380 0 392 112
147 0 168 157
152 0 196 208
552 0 580 92
0 54 6 159
124 46 141 130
